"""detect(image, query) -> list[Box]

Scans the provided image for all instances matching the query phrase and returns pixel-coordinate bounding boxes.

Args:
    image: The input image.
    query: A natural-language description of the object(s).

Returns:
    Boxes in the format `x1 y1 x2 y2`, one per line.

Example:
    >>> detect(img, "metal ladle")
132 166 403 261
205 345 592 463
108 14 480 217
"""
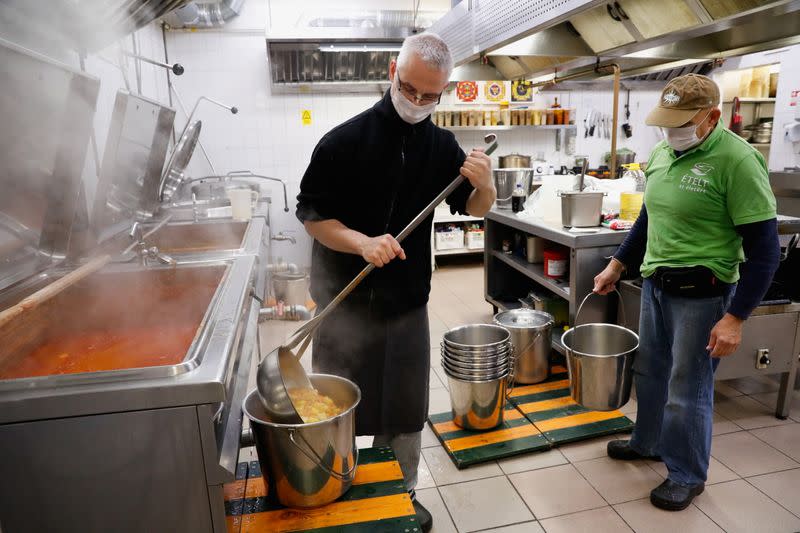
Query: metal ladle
257 133 500 423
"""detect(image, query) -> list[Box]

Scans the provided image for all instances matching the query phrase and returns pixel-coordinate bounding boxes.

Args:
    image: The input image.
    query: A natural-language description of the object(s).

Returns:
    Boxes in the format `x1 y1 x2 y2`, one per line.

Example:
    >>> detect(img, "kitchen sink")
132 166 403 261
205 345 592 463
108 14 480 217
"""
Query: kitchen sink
145 221 249 253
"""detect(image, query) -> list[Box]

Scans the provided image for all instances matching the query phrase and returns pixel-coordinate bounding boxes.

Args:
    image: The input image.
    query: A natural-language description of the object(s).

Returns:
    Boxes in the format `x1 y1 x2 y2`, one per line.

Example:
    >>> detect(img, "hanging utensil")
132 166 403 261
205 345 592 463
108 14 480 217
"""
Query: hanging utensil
730 96 744 136
256 134 501 423
621 89 632 138
577 158 588 192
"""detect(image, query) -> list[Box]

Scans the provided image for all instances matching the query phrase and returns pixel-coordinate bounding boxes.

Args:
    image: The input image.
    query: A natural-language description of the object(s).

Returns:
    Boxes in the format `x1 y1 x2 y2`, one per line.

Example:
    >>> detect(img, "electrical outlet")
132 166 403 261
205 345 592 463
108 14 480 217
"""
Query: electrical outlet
756 348 771 370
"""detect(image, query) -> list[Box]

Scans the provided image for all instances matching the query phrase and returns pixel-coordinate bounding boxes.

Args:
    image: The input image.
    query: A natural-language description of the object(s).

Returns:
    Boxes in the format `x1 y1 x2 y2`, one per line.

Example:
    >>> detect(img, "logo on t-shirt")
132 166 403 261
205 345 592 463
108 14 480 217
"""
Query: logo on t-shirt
690 162 714 176
679 174 710 194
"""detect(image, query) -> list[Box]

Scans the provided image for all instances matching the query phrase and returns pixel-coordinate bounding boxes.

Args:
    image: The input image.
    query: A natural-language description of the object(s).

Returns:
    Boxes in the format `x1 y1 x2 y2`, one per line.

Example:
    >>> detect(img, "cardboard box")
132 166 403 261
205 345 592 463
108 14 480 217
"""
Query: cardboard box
466 230 484 249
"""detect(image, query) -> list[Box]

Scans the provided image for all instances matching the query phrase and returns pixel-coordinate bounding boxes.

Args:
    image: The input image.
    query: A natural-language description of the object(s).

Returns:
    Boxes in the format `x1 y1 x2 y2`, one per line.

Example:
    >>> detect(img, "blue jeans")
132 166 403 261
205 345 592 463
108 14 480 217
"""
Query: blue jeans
630 278 735 486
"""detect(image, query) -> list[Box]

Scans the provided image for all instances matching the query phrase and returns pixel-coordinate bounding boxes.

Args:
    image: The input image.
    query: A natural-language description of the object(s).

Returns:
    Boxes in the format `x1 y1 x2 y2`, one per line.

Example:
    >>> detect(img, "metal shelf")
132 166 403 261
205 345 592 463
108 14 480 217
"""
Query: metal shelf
435 247 483 256
433 213 483 224
491 250 570 300
444 125 577 131
751 143 771 148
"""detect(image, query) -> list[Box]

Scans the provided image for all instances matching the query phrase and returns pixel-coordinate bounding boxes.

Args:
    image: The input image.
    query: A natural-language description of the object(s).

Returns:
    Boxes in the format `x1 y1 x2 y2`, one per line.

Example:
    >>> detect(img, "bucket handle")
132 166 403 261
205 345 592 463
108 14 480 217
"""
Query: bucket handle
505 342 517 399
287 429 359 481
575 288 626 327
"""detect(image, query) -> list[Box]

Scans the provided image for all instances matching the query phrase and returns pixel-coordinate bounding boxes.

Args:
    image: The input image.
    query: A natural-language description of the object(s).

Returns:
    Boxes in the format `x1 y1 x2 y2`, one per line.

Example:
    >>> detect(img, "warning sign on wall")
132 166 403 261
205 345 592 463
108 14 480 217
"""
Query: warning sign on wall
301 110 312 125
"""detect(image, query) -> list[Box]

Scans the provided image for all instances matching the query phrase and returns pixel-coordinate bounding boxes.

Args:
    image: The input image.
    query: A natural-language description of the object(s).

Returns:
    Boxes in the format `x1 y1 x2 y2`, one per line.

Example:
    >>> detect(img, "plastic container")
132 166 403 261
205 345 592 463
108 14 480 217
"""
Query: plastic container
619 192 644 221
543 248 568 278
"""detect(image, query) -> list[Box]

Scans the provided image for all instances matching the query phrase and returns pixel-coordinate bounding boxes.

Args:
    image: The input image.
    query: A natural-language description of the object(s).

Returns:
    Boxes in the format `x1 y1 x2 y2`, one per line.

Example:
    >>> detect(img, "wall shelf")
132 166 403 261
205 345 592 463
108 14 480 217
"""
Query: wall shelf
444 125 577 131
723 98 775 103
435 247 483 256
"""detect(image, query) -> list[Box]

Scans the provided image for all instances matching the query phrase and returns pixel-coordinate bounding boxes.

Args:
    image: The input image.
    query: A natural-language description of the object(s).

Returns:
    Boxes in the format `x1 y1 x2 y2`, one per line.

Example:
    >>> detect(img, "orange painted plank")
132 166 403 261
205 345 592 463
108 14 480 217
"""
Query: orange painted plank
444 424 542 452
433 409 523 435
245 475 267 499
534 410 625 433
518 396 576 414
224 479 246 502
552 365 568 374
240 494 414 533
352 461 404 485
226 515 242 533
509 379 570 397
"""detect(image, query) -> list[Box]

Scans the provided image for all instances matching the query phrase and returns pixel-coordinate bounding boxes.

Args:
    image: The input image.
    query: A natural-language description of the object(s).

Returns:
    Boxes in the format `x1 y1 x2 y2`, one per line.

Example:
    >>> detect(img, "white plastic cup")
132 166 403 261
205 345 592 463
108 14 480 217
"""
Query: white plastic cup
227 189 259 220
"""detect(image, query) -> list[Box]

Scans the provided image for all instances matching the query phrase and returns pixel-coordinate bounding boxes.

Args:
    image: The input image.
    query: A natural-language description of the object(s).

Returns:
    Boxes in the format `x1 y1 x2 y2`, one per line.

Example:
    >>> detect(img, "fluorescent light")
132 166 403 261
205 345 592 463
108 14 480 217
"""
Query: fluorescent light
318 43 401 53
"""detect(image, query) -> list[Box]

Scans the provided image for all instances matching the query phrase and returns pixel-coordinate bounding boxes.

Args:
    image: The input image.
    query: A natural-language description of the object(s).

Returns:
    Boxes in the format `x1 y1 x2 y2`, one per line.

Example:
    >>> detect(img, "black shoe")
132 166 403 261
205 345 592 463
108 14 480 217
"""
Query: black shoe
650 479 705 511
607 440 662 461
412 499 433 533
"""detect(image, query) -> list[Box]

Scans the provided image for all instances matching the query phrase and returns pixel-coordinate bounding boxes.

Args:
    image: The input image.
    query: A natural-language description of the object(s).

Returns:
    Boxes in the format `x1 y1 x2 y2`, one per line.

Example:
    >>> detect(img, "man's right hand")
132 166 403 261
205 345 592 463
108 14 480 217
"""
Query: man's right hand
593 258 625 294
359 234 406 267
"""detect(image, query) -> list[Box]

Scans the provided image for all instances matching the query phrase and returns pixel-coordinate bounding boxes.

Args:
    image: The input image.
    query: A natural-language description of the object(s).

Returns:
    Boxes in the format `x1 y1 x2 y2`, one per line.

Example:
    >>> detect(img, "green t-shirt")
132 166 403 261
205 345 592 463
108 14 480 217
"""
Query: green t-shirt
641 122 776 283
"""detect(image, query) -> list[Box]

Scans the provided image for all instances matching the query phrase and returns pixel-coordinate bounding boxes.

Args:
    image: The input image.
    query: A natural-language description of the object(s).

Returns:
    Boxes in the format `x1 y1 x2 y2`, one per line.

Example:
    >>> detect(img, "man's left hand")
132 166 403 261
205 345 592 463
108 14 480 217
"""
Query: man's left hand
707 313 744 357
460 148 493 191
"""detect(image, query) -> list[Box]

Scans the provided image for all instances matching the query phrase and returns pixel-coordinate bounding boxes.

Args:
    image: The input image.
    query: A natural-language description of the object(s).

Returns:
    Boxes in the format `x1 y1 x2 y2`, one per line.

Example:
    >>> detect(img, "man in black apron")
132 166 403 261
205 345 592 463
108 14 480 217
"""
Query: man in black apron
296 33 495 531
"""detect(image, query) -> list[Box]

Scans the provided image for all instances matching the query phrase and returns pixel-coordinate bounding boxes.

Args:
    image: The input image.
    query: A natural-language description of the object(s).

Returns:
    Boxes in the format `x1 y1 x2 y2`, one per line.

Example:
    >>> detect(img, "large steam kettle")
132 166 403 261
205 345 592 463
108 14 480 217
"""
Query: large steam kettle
498 153 532 168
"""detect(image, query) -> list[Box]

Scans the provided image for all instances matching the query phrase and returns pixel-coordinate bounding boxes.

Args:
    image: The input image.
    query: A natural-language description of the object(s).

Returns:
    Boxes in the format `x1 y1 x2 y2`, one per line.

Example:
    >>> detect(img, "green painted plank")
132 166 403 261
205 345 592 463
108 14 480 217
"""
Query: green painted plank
542 416 635 445
428 411 454 425
509 387 571 407
340 480 408 501
523 404 589 423
357 446 396 465
299 515 420 533
435 416 531 441
451 434 551 468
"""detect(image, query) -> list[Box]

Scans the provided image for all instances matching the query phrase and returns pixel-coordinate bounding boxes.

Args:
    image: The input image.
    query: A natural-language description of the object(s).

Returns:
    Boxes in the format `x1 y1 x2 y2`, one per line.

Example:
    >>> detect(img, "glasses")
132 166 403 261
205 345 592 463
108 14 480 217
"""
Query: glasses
397 73 442 105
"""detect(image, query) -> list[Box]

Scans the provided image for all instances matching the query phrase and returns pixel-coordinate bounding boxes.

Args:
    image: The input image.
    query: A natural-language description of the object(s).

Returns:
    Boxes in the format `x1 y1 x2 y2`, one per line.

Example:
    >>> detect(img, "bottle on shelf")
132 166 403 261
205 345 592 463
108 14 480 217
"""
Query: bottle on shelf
511 184 526 213
552 97 564 125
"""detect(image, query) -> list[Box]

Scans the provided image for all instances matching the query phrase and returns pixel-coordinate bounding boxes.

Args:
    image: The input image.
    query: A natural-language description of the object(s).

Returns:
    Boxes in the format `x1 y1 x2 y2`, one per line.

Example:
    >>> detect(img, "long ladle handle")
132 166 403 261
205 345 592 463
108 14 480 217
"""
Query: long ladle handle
289 134 499 345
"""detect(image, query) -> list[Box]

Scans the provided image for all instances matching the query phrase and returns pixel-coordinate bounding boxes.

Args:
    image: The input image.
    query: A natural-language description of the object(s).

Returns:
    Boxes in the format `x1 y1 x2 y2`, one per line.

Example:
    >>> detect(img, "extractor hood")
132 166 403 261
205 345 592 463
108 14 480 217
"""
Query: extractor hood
265 9 444 93
0 0 187 54
431 0 800 82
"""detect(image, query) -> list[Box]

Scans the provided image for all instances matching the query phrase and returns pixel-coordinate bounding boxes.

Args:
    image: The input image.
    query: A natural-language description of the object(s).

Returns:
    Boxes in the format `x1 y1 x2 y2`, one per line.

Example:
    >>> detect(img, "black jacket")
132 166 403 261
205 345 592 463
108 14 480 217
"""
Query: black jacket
297 91 472 314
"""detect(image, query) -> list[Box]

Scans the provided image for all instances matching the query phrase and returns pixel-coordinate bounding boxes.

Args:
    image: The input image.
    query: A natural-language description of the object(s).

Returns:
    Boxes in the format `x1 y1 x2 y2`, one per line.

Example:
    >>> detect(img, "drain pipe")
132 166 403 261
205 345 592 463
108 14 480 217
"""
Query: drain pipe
260 304 312 322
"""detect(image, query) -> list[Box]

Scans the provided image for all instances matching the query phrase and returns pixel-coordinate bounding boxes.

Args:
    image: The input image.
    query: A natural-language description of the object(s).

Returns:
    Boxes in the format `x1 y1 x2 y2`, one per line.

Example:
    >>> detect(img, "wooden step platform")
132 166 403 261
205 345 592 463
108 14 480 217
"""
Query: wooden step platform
428 365 634 468
224 447 418 533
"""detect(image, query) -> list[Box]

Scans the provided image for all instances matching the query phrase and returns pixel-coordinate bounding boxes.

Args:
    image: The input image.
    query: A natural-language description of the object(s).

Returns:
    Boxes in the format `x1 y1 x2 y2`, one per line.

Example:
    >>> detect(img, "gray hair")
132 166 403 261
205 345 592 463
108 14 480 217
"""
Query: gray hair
396 33 453 76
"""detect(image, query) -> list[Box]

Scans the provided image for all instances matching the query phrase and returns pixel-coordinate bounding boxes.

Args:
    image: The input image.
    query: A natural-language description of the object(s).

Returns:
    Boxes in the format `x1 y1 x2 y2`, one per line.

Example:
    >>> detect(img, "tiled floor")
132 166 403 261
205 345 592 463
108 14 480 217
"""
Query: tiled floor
255 261 800 533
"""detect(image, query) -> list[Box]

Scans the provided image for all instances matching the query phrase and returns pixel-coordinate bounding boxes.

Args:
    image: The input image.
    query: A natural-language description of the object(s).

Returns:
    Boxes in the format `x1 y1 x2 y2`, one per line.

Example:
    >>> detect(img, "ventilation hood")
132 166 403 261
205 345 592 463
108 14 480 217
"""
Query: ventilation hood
0 0 186 54
265 9 444 93
430 0 800 82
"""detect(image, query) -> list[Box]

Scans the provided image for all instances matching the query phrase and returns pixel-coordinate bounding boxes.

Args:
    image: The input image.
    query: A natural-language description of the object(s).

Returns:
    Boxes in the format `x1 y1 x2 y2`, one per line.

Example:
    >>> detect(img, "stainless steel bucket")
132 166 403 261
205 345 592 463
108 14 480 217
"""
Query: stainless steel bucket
446 373 509 430
242 374 360 508
493 168 534 209
561 292 638 411
494 309 554 384
441 324 515 430
272 272 309 307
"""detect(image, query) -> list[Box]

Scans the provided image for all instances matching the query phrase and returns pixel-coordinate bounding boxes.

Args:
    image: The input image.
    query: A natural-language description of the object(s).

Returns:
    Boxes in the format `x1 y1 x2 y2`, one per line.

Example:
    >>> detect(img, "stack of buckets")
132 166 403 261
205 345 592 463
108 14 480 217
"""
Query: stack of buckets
441 325 512 430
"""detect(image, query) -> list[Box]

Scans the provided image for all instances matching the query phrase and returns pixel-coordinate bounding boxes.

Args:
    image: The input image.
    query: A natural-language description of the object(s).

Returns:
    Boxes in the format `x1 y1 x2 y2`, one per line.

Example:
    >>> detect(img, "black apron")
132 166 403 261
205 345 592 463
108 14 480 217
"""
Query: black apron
312 299 430 435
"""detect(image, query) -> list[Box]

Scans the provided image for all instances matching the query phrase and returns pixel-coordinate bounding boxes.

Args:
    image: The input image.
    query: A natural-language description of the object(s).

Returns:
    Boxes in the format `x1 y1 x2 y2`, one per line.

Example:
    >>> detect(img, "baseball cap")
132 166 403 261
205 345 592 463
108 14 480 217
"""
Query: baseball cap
646 73 720 128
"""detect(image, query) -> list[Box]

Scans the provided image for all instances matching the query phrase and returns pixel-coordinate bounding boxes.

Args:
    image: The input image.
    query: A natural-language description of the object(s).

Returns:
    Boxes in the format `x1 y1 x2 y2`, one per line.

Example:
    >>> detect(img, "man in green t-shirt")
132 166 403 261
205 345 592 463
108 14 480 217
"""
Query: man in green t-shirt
593 74 780 511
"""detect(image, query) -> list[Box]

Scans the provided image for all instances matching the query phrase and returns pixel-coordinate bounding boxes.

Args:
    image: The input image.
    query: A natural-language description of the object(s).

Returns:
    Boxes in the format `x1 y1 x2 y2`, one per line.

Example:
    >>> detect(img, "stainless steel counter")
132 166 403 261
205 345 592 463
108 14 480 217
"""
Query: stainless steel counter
484 209 630 327
0 215 271 533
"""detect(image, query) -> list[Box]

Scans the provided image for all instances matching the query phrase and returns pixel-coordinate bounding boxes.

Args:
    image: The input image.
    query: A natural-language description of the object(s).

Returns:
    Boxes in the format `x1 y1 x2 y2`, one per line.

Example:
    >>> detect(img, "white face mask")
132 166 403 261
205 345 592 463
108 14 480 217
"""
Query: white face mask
661 110 713 151
390 74 437 124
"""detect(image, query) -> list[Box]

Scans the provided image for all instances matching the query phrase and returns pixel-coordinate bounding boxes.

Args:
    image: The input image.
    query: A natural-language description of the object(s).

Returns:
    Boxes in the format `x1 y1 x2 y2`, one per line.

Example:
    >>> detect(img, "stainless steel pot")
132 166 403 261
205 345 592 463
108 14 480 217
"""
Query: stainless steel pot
442 359 510 378
498 153 532 168
242 374 360 508
559 191 605 228
272 272 309 307
562 292 638 411
494 309 553 384
493 168 534 209
442 351 510 370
